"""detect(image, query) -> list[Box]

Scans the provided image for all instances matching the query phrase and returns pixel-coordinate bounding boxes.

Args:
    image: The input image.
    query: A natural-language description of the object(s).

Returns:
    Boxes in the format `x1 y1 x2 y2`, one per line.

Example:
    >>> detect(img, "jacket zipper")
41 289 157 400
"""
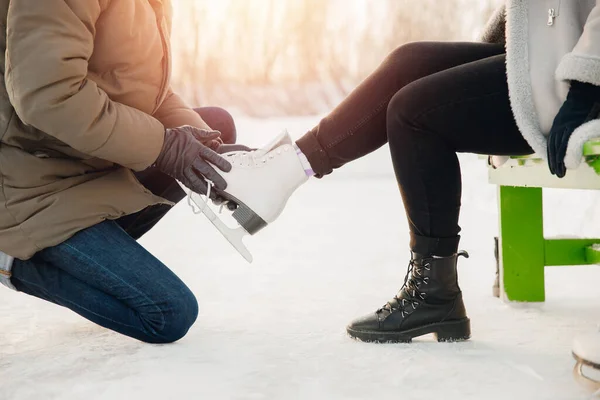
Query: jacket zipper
151 0 171 112
547 0 561 26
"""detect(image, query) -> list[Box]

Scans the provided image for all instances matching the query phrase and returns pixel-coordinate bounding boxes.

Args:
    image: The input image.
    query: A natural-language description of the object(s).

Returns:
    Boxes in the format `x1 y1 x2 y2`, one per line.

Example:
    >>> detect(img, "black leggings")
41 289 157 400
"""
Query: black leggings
297 42 533 256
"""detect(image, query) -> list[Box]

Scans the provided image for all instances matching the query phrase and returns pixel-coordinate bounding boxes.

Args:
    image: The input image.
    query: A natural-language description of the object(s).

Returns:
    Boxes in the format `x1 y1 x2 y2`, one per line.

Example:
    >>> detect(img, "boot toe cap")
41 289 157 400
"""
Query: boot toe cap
347 313 380 333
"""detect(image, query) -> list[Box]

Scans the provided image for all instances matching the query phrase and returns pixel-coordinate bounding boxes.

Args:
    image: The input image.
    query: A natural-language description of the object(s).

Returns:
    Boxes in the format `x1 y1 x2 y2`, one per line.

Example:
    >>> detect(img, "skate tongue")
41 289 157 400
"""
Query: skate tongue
253 131 293 157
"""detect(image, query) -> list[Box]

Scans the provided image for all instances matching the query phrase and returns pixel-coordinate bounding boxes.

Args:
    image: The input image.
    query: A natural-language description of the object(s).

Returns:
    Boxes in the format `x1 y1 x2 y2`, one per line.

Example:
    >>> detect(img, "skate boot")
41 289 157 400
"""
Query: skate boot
346 251 471 343
573 331 600 392
186 131 308 262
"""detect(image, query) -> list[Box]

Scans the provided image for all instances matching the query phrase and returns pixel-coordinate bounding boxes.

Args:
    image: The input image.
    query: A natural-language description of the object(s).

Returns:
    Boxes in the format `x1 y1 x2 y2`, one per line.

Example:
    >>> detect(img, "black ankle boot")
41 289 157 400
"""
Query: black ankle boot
346 251 470 343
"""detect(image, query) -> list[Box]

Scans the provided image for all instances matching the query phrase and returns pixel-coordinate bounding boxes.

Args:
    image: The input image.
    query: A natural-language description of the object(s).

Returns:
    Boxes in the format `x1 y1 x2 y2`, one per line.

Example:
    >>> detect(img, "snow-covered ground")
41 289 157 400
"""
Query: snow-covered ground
2 116 600 400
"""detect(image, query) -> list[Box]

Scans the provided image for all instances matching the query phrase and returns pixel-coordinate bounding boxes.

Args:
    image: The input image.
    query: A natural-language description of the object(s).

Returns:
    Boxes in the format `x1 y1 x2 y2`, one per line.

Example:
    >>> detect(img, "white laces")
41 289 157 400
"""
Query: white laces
223 151 261 167
186 178 232 215
187 178 214 214
223 147 289 167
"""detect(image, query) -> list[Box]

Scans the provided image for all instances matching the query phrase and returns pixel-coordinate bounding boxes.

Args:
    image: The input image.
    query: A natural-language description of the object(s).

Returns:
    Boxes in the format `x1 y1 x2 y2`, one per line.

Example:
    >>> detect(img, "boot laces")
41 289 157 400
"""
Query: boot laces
378 258 431 319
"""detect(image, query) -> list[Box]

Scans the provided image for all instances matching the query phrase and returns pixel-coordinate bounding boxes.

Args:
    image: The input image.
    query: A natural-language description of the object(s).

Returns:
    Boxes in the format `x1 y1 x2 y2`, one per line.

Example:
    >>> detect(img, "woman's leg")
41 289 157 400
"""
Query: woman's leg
387 53 532 256
346 50 533 343
10 221 198 343
296 42 506 177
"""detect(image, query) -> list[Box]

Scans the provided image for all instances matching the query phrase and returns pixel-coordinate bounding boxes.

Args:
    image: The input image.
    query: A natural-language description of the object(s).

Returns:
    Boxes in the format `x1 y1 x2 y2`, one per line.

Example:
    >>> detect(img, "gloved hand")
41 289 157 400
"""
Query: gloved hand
548 81 600 178
154 126 231 197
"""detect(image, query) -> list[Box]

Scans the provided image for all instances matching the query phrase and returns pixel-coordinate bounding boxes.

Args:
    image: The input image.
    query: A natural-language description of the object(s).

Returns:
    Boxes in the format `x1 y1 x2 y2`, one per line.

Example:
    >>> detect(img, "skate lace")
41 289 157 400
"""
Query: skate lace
186 178 232 214
223 147 289 167
378 258 431 319
186 178 214 214
223 151 257 167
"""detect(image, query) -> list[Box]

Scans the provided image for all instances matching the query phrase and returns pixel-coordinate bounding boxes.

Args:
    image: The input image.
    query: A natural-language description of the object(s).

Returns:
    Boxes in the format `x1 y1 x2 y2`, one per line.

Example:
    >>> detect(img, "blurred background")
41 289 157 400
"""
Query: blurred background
170 0 503 117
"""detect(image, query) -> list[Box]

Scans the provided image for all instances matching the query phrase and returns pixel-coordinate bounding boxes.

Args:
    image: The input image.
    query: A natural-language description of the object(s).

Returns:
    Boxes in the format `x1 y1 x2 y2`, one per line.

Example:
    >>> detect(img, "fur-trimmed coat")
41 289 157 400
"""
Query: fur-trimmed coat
482 0 600 169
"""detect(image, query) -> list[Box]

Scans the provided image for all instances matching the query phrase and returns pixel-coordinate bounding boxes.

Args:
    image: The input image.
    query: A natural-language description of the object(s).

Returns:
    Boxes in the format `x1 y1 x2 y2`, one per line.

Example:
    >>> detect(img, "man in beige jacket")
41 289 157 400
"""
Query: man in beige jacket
0 0 248 343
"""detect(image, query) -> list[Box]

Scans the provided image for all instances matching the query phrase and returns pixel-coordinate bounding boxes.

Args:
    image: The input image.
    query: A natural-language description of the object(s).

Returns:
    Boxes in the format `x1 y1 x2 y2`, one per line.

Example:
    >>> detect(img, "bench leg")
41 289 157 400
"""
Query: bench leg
498 186 545 302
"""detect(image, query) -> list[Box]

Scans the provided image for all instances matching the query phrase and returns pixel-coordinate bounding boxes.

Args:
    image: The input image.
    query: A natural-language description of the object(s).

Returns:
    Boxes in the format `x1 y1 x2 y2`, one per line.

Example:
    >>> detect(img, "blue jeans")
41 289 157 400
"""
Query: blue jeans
9 107 236 343
11 221 199 343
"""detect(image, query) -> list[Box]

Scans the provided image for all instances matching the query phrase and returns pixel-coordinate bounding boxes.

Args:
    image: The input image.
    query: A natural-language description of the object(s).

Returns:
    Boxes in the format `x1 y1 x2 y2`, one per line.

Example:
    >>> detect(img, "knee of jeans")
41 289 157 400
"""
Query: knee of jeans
194 107 237 144
146 290 199 344
212 109 237 145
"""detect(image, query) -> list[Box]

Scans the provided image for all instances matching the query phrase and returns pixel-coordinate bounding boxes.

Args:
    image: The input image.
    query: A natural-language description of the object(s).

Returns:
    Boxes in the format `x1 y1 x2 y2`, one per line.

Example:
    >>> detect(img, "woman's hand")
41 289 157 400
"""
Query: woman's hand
548 81 600 178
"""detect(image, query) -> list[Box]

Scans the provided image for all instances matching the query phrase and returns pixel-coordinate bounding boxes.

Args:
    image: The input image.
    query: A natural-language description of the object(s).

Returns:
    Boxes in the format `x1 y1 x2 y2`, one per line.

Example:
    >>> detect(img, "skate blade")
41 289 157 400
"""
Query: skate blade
573 356 600 393
189 192 254 263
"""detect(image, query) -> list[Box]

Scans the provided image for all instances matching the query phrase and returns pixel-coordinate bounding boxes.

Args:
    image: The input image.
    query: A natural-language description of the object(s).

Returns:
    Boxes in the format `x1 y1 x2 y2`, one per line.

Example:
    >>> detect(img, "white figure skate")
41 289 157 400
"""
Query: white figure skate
186 131 308 263
573 331 600 393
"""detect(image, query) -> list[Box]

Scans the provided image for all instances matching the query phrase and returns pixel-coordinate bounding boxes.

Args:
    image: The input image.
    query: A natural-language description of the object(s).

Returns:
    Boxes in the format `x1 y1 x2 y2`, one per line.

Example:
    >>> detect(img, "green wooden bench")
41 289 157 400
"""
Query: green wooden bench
489 140 600 302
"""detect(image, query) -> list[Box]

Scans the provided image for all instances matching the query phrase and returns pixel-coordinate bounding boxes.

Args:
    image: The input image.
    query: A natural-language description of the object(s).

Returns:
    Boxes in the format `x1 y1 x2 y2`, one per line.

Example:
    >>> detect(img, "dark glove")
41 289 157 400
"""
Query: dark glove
204 137 224 151
548 81 600 178
154 126 231 197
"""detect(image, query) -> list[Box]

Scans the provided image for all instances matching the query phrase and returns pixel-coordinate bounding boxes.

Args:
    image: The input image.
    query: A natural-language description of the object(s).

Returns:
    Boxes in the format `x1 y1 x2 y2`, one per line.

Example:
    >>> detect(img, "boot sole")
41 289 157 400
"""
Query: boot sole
346 318 471 343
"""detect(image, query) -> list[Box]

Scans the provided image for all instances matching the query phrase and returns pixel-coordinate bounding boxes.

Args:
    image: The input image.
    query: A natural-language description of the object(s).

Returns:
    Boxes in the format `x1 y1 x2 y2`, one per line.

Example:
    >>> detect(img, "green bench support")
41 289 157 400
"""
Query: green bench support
489 140 600 302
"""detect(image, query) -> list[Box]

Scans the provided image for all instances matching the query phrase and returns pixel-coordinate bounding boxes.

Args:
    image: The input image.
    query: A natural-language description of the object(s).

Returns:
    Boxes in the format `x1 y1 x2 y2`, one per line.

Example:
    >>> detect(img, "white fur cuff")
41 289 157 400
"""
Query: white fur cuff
505 0 548 159
556 53 600 86
564 119 600 170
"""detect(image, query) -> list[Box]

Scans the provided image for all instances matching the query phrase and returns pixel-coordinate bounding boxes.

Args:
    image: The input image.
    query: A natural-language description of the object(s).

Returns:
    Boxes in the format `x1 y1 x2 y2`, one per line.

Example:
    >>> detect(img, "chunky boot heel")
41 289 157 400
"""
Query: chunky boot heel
435 318 471 342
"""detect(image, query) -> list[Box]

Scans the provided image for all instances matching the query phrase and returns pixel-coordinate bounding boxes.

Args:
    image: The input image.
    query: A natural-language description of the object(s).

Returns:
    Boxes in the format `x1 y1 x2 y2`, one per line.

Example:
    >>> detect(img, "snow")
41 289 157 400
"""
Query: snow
2 115 600 400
